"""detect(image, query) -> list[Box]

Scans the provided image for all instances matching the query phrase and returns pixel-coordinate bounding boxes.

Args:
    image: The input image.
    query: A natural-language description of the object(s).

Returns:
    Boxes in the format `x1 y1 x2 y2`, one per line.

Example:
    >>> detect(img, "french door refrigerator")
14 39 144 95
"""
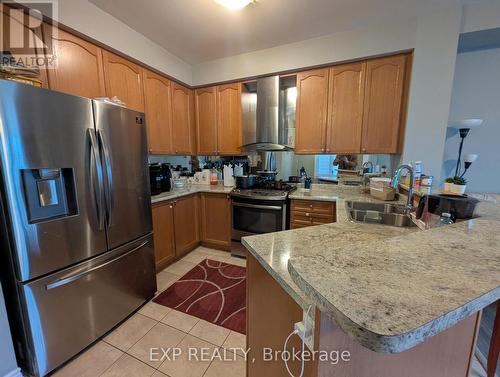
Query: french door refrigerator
0 80 156 377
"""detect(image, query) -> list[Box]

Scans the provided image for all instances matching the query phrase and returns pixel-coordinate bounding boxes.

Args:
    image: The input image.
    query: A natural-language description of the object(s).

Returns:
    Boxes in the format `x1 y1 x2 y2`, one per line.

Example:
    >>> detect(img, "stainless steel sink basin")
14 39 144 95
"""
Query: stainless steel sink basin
345 201 417 227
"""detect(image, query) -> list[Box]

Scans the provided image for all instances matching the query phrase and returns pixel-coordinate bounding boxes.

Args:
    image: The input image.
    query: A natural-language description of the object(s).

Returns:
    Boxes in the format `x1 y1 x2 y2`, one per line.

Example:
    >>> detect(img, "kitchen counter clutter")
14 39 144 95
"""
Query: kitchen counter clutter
151 184 233 203
242 184 500 354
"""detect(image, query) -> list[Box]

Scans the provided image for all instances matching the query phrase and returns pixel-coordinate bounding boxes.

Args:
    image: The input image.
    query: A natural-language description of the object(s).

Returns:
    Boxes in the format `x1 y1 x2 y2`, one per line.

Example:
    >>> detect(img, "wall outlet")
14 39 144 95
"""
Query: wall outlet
294 307 315 351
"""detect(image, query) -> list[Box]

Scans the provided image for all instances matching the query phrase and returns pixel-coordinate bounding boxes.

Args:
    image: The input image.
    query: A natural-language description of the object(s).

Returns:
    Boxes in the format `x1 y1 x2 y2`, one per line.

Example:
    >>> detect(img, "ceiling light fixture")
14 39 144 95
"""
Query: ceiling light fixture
214 0 254 10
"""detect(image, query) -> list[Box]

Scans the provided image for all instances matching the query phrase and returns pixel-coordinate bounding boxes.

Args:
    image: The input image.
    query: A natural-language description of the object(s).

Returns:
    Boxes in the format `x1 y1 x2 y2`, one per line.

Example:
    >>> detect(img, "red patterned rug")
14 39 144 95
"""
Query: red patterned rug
153 259 246 334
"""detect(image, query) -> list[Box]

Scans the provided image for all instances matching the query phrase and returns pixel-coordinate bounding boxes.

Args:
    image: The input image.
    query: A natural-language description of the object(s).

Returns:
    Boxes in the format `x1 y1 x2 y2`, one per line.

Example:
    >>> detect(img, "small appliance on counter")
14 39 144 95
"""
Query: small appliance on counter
149 163 172 195
223 164 235 187
415 194 480 226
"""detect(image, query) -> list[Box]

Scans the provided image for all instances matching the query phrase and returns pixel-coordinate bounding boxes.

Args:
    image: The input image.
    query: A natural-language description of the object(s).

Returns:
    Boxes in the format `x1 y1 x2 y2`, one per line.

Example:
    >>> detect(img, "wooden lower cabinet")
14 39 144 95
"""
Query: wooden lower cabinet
247 254 316 377
200 193 231 250
152 201 175 271
290 199 336 229
316 310 479 377
247 253 480 377
173 194 200 257
151 194 198 270
152 193 229 271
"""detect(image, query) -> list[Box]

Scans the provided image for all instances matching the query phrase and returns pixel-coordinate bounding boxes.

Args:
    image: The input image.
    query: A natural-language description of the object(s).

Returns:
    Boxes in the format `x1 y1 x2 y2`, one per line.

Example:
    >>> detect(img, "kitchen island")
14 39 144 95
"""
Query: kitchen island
243 185 500 377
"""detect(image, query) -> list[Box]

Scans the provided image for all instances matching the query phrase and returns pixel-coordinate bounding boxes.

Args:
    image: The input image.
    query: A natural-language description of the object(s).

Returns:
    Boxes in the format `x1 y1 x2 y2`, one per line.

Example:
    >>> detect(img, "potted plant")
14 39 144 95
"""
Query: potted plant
444 177 454 192
451 176 467 194
444 176 467 195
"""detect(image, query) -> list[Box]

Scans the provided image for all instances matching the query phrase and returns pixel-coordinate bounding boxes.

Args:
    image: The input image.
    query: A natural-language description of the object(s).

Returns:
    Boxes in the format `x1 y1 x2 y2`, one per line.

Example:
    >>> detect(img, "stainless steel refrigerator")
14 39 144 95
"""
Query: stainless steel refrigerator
0 80 156 376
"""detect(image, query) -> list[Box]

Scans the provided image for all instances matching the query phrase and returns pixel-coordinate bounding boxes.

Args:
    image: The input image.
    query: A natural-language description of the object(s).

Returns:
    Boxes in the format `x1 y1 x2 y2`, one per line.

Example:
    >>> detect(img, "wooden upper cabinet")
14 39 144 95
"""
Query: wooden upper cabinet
217 83 242 155
361 55 406 154
295 69 330 154
152 201 175 271
102 50 144 112
143 69 172 154
326 62 366 154
173 195 199 257
1 5 47 87
195 86 218 155
171 82 194 155
43 26 105 98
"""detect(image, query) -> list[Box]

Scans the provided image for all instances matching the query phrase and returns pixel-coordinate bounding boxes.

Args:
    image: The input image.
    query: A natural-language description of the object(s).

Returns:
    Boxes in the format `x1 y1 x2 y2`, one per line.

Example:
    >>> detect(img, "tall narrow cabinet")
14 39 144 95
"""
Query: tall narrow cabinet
143 69 172 154
361 55 406 153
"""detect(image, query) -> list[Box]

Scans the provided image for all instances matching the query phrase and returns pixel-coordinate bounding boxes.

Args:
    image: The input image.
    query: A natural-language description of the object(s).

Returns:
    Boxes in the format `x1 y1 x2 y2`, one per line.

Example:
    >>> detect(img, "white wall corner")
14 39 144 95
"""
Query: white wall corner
401 0 463 179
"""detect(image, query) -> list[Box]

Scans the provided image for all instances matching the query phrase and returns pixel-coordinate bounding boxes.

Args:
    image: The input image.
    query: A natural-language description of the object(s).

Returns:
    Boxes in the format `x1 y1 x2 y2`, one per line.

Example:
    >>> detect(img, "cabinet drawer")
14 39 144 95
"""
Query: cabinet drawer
311 217 335 225
290 212 314 225
290 212 335 226
290 222 312 229
291 199 336 216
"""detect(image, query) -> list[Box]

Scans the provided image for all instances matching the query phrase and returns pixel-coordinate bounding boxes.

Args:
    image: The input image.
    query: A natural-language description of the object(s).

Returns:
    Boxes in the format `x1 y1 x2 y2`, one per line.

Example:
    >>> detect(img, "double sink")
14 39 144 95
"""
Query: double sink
345 201 416 228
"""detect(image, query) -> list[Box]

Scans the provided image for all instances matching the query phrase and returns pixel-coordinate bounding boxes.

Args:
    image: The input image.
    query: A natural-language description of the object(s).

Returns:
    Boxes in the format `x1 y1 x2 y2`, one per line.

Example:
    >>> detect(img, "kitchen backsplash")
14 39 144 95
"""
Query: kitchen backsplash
149 153 401 180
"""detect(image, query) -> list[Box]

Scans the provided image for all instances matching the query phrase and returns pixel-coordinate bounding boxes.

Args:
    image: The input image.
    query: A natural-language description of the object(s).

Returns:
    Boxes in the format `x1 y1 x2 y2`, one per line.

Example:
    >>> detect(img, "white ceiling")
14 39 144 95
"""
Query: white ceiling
89 0 419 64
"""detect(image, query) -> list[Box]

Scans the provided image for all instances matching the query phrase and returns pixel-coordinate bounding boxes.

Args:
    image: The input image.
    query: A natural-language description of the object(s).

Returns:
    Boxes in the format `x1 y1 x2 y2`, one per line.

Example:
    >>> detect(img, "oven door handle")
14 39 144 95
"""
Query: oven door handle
232 202 283 211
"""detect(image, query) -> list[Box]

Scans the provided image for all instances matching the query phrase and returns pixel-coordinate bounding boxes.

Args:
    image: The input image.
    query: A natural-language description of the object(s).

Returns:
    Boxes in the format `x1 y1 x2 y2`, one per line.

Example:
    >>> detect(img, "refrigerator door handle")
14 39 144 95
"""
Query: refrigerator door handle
88 128 105 230
45 240 149 290
97 129 113 228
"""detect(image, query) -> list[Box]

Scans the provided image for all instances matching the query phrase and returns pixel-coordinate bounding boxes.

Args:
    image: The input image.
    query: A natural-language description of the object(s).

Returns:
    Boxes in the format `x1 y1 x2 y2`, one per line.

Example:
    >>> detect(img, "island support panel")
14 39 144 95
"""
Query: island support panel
315 309 480 377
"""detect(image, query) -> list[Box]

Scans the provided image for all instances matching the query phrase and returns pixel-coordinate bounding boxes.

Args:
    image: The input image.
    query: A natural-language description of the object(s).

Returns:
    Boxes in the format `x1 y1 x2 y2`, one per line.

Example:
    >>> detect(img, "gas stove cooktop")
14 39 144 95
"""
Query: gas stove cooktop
230 182 297 201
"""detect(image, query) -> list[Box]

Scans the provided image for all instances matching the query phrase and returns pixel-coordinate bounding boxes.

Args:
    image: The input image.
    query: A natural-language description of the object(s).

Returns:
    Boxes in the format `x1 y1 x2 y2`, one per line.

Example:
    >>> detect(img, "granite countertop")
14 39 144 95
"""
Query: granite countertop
151 184 233 203
242 185 500 354
243 184 411 307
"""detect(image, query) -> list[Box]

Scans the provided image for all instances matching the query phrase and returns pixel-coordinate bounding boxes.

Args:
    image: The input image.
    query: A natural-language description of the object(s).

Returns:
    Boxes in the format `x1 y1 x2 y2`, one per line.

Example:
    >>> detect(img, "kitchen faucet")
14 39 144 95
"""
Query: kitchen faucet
362 161 374 172
391 164 414 214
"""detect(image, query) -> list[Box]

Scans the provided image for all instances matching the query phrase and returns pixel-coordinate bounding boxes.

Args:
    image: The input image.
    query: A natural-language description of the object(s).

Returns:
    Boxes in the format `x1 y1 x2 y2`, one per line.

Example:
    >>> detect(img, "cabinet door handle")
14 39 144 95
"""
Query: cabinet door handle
305 213 310 217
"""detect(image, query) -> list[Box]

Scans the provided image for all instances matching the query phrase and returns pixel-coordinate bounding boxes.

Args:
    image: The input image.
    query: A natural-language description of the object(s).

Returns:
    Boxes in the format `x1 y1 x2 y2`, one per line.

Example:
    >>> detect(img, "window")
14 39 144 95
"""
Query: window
314 155 337 177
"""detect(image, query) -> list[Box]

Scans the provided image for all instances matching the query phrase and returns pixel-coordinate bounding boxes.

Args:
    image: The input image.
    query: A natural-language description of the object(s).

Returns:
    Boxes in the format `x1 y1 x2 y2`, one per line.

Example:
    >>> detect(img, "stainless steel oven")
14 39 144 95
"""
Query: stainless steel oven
231 196 288 240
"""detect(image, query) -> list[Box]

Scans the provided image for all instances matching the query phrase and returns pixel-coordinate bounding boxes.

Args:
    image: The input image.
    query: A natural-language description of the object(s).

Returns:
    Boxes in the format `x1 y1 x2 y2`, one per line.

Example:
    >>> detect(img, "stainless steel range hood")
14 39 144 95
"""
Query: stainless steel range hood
241 75 296 151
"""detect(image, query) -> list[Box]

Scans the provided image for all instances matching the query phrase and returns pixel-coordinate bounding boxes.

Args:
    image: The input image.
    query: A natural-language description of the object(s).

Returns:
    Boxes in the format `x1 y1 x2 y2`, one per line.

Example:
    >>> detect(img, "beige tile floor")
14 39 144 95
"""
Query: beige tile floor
49 245 485 377
52 246 246 377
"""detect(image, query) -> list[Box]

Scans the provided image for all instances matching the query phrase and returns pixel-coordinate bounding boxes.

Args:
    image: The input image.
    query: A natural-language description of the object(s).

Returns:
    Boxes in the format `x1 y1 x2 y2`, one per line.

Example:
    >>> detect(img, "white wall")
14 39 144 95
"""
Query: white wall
192 1 463 180
0 285 17 377
47 0 193 84
192 20 417 85
461 0 500 33
401 1 463 179
443 47 500 193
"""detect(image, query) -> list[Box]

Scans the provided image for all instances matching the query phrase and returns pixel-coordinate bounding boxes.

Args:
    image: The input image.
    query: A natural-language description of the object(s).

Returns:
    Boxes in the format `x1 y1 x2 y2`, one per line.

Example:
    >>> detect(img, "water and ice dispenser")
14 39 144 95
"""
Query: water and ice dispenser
21 168 78 223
